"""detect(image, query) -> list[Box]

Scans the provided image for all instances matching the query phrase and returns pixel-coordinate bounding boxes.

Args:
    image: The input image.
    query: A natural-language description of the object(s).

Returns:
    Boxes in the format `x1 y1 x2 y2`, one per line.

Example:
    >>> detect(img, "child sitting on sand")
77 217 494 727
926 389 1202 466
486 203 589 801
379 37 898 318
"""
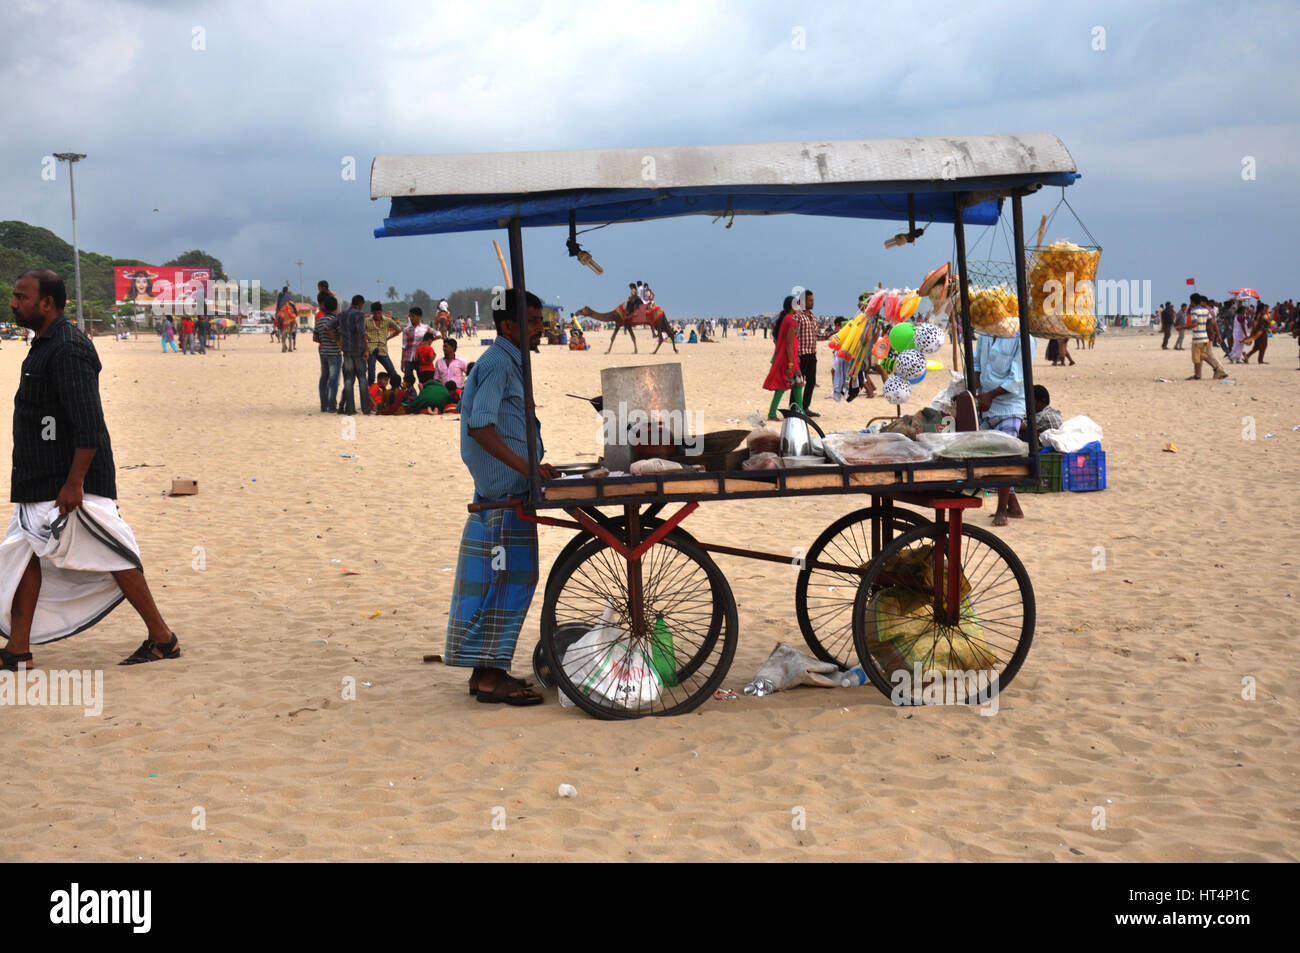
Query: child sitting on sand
369 371 389 409
1019 385 1063 440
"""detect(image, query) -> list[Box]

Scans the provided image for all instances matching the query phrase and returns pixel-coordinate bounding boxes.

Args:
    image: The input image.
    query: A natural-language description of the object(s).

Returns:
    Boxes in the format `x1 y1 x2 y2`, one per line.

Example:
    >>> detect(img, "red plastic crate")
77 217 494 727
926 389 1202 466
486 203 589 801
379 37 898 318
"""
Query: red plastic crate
1062 449 1106 491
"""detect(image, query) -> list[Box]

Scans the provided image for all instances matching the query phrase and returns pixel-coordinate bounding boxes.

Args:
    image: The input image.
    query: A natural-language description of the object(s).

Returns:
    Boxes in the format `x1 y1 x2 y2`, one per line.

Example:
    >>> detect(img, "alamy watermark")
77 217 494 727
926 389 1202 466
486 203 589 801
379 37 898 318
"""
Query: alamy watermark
1040 273 1153 317
146 274 261 318
889 664 1000 715
0 667 103 716
599 402 705 455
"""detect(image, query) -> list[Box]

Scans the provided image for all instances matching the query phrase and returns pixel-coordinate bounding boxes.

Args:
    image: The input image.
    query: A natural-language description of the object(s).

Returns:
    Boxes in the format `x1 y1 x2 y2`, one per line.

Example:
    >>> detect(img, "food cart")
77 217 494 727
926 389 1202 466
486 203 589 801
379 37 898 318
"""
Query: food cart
371 134 1080 718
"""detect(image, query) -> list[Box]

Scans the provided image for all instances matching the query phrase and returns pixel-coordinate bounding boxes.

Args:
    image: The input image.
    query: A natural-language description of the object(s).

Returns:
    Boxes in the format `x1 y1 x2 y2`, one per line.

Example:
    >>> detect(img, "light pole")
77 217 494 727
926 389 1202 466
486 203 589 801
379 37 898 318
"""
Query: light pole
296 259 304 303
53 152 87 330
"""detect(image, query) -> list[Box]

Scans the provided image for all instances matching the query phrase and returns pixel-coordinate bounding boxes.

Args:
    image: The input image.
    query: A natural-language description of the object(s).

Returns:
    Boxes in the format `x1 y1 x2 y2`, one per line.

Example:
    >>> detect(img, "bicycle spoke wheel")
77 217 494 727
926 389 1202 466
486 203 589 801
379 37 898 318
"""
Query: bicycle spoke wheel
541 533 736 719
795 505 930 666
544 516 697 607
852 521 1034 705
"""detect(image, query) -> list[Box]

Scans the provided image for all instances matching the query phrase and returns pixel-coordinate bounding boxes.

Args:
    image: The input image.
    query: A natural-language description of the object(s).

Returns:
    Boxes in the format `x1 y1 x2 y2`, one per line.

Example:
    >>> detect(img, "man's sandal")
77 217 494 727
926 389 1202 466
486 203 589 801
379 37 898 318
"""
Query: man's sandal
476 675 544 706
120 633 181 666
469 675 534 696
1 648 33 671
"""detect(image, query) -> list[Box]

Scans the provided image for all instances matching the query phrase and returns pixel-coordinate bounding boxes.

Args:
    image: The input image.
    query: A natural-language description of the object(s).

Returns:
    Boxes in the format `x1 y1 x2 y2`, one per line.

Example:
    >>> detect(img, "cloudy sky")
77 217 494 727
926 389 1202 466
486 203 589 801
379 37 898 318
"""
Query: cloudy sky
4 0 1297 315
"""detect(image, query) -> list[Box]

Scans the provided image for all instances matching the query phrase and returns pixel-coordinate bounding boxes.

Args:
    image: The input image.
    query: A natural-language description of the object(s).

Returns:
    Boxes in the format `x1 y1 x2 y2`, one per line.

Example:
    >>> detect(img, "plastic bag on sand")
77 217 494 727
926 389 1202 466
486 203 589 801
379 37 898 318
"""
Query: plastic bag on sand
559 602 661 710
1039 415 1103 453
750 642 845 692
746 412 781 454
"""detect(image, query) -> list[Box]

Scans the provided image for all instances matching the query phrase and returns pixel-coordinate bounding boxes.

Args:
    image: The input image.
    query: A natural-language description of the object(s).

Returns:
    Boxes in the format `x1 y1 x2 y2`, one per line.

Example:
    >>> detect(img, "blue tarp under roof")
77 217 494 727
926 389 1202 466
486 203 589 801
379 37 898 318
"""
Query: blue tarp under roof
370 134 1079 238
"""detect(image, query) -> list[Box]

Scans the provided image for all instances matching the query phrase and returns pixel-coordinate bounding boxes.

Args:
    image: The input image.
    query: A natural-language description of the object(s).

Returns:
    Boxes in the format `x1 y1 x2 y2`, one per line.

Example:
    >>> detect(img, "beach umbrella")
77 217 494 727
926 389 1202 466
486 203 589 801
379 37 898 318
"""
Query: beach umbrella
1229 288 1260 299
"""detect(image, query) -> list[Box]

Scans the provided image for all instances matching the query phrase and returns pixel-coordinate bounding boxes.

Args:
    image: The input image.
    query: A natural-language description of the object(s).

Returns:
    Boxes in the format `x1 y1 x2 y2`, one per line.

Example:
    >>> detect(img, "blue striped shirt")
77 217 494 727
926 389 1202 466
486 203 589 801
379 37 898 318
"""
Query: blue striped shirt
459 337 544 500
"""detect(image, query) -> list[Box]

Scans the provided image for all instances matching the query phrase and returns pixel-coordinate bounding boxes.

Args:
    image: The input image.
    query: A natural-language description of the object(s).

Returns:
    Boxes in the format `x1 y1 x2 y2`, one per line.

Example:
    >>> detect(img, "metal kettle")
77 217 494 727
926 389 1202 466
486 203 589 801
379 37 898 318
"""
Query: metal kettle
777 409 826 458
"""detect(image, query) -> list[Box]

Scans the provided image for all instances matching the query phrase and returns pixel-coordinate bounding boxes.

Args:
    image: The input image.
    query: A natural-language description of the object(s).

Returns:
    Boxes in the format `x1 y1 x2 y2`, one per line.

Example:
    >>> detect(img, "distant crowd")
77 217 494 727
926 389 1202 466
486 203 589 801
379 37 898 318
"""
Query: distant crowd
1155 297 1297 375
308 281 470 416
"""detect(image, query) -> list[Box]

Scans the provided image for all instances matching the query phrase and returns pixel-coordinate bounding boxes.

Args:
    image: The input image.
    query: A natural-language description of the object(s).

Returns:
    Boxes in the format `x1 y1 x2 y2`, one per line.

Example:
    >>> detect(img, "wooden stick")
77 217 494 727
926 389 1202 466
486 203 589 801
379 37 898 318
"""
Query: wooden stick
493 240 511 288
1035 214 1047 250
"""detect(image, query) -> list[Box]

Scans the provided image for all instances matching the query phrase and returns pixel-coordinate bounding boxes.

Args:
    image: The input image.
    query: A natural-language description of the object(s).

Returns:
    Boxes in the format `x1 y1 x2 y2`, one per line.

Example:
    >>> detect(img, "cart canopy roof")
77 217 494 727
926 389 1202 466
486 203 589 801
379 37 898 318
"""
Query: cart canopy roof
370 133 1078 238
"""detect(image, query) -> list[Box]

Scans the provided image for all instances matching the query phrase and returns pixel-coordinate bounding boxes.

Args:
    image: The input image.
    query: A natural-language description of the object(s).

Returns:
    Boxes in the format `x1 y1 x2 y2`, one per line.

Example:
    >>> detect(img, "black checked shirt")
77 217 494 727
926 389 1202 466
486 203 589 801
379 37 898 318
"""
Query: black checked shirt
11 316 116 503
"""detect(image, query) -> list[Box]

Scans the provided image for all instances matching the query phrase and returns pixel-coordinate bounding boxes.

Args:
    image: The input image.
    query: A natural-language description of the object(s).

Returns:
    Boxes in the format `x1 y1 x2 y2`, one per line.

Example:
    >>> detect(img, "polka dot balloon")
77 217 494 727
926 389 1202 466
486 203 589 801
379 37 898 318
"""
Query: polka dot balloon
893 348 927 383
882 374 912 405
912 323 945 355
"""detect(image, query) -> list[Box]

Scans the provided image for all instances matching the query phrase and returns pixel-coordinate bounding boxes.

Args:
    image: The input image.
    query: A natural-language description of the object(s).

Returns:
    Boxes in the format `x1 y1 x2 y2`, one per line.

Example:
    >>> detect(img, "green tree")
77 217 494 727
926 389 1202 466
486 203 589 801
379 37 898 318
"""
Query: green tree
162 249 227 280
386 285 398 306
410 288 434 315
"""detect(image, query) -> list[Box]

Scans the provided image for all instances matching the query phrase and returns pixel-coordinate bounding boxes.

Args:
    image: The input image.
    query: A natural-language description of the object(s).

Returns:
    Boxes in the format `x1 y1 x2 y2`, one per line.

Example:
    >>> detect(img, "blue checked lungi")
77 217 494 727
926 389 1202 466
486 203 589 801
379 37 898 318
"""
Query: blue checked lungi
444 501 539 669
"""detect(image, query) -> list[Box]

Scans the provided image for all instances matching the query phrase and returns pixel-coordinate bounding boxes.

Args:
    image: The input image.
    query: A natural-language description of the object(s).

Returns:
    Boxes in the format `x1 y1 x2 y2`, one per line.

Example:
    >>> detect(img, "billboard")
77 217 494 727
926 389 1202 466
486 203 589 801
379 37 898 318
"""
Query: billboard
114 266 213 308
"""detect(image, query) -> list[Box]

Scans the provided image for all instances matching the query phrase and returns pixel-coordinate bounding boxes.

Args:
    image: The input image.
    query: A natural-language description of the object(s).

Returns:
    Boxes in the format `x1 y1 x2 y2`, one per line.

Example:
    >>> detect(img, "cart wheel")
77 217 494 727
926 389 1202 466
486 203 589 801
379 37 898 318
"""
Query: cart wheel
545 517 698 605
540 533 737 719
795 505 930 667
851 522 1034 705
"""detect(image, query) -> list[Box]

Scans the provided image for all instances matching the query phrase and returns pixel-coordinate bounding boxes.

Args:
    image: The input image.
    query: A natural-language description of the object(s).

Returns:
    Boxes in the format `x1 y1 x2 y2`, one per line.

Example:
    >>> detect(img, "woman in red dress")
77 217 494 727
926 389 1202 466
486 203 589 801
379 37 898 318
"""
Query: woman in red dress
763 296 803 419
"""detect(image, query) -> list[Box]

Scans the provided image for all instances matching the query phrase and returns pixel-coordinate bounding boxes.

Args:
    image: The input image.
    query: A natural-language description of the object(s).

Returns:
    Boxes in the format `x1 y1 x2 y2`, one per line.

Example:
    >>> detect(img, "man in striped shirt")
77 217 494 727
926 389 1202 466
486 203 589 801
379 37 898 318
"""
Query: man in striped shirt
314 293 343 411
1187 294 1228 380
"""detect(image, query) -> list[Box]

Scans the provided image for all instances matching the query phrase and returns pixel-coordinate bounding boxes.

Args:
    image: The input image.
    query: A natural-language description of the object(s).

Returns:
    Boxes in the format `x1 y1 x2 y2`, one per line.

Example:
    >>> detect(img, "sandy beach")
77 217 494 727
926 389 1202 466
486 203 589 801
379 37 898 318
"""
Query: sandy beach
1 325 1297 862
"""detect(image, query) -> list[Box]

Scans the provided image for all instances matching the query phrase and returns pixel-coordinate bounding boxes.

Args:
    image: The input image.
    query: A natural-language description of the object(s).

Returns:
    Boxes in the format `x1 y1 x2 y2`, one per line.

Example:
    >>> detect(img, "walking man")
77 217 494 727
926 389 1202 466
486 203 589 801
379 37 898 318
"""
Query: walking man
446 289 557 706
1187 294 1228 380
2 270 181 670
337 294 373 416
1173 303 1188 350
1160 301 1175 349
789 288 820 416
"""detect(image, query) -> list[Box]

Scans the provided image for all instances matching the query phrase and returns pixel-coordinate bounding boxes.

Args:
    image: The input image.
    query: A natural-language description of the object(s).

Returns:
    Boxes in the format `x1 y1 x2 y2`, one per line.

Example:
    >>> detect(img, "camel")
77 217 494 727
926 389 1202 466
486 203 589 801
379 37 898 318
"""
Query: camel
577 289 677 355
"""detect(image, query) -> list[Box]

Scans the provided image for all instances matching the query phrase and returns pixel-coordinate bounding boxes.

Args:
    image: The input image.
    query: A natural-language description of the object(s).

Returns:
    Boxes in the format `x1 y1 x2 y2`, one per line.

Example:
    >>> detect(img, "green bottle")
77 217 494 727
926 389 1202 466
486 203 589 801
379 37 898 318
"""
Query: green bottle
650 613 679 686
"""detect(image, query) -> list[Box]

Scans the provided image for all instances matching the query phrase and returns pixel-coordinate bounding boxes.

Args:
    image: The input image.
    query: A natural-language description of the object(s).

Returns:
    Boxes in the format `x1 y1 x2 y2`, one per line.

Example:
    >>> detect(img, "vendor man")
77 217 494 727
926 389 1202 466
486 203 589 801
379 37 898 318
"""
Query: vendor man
974 330 1035 527
445 289 557 706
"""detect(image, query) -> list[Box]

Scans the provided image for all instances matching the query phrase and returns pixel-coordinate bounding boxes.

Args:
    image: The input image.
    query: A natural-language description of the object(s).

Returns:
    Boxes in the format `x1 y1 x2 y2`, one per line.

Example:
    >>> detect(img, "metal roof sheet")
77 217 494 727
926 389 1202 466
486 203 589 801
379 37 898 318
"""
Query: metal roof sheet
370 133 1079 237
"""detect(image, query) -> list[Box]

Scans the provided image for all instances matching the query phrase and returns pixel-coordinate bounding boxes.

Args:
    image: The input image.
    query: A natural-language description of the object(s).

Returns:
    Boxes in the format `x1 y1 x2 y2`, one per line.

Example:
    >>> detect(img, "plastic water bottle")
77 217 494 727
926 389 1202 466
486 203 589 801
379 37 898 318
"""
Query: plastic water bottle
839 665 868 687
742 678 775 696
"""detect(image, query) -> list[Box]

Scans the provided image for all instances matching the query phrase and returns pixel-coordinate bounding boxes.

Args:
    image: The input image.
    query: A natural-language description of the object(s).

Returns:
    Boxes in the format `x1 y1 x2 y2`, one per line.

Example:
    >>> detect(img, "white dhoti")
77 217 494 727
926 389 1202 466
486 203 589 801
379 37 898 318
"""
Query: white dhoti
0 495 142 645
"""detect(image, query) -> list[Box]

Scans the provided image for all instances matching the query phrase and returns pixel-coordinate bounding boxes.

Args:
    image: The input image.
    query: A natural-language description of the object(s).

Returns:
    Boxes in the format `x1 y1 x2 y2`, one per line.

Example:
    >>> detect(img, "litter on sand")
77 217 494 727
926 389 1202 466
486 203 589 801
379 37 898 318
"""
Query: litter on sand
1163 443 1178 453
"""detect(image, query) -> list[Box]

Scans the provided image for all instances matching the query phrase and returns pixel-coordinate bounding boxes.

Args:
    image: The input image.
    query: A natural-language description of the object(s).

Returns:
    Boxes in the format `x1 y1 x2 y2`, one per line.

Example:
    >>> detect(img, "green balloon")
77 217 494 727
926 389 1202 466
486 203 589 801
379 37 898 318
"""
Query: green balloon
889 322 915 352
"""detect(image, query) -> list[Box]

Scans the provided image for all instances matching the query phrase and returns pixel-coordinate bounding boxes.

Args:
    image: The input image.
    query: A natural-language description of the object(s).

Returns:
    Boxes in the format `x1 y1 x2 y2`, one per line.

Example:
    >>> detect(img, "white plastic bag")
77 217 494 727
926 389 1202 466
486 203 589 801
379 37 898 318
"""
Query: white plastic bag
928 370 968 416
560 602 662 710
1040 414 1103 452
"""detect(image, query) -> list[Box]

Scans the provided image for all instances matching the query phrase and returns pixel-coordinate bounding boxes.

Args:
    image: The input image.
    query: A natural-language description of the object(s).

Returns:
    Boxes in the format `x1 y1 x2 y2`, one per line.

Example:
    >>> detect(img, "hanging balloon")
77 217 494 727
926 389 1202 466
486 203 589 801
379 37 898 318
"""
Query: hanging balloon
884 295 902 323
912 323 945 355
882 375 912 405
888 322 915 353
894 348 927 383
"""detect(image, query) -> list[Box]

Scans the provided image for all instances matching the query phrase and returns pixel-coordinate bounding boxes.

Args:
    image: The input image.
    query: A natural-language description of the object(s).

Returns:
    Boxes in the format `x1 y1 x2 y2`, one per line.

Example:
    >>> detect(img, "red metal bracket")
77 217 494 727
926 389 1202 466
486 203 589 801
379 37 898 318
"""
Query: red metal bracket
562 502 699 560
